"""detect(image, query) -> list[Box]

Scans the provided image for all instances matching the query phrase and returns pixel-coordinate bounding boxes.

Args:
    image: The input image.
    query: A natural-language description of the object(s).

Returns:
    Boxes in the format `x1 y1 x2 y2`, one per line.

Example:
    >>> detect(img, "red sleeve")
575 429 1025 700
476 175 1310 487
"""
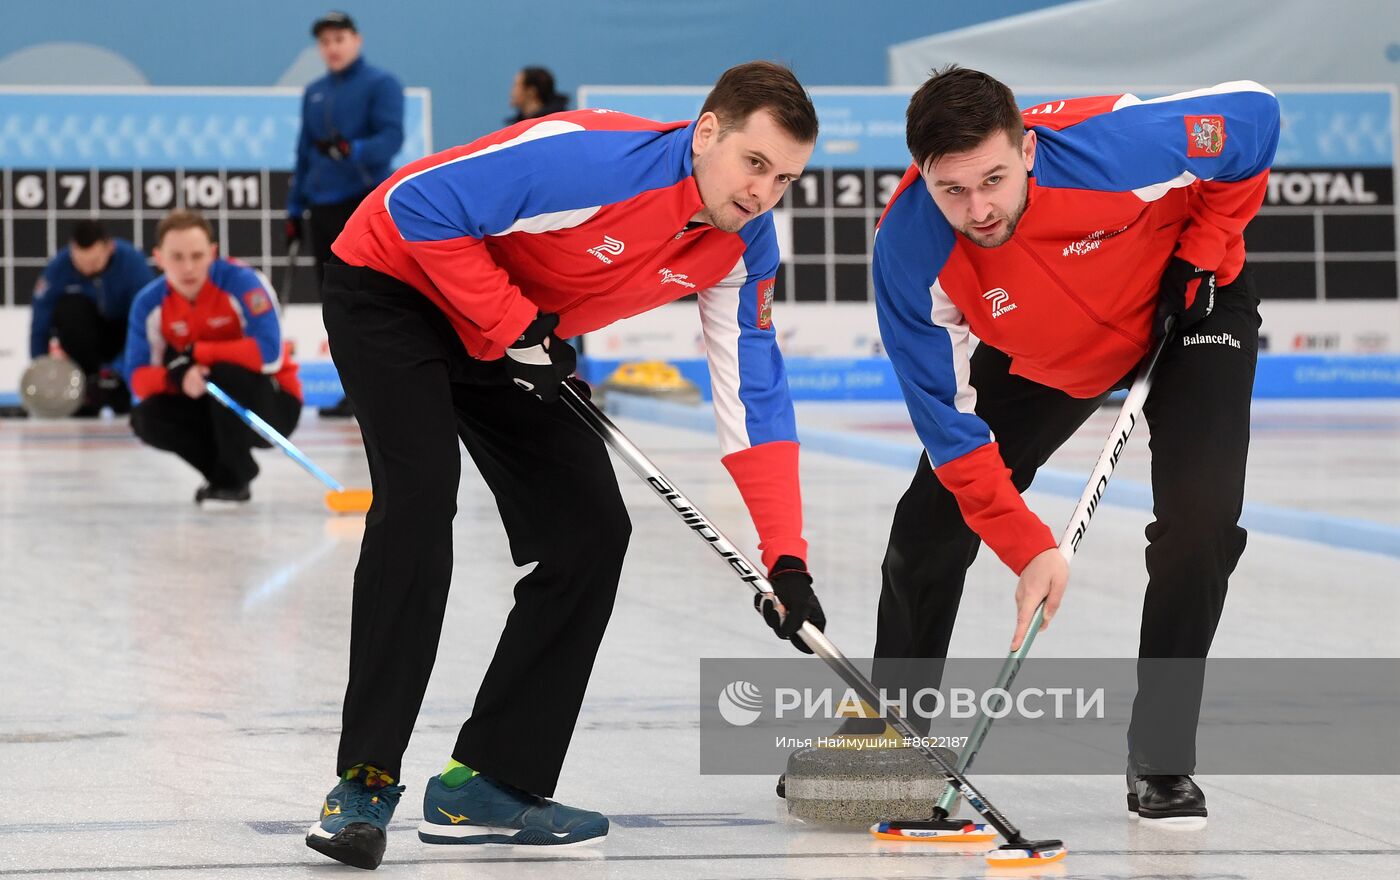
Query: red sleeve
193 339 263 372
934 443 1055 574
130 365 170 399
403 237 538 352
720 440 807 571
1175 169 1270 278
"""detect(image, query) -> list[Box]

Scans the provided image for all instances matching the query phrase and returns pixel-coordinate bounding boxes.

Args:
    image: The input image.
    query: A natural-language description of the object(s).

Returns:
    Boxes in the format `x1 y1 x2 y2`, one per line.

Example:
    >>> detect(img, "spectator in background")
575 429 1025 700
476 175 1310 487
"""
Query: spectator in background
125 210 302 504
29 219 153 415
286 10 404 417
507 66 568 124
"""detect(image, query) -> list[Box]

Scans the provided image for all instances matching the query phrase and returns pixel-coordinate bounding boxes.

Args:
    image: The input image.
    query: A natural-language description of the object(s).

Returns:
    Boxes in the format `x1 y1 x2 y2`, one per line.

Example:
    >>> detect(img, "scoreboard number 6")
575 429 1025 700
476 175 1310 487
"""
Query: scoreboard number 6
14 174 45 208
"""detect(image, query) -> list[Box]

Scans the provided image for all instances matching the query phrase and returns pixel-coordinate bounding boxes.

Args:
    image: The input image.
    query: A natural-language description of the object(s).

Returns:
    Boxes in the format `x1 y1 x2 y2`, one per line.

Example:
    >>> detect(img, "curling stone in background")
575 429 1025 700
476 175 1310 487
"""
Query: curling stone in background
19 356 86 419
596 360 702 407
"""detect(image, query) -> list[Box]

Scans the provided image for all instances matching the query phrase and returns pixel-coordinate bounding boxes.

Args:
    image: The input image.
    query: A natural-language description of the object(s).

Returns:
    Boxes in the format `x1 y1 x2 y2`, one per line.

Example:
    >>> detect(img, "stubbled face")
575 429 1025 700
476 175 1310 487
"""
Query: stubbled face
317 28 362 73
691 109 813 234
922 130 1036 249
154 228 218 299
69 240 114 277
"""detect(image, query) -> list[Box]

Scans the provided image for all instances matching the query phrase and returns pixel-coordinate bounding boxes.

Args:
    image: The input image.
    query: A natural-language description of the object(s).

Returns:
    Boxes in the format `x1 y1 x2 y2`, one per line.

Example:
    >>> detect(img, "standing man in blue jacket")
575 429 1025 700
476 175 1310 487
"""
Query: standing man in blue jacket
29 219 154 415
287 11 404 284
286 10 404 416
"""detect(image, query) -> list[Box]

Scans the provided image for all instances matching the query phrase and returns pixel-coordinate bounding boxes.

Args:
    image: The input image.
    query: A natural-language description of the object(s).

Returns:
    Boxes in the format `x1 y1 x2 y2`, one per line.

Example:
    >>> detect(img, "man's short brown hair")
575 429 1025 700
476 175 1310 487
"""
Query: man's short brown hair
699 61 818 143
906 65 1023 171
155 209 214 247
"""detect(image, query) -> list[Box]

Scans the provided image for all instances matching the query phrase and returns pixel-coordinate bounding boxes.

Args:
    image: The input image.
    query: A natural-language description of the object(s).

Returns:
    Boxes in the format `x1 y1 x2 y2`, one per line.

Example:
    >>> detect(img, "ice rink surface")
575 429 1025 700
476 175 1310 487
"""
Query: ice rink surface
2 399 1398 879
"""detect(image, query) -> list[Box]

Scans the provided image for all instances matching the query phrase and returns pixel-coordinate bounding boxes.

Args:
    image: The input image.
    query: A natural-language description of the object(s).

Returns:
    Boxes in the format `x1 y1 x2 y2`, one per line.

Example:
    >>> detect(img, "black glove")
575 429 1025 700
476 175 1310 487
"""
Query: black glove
315 137 352 161
503 312 576 402
1154 256 1215 338
755 556 826 654
165 348 195 392
564 375 592 400
284 215 303 246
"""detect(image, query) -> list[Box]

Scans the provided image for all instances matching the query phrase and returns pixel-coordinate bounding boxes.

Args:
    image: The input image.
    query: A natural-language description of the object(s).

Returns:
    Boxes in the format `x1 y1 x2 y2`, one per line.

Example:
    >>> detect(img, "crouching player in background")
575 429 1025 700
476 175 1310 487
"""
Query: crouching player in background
29 219 153 415
123 210 302 503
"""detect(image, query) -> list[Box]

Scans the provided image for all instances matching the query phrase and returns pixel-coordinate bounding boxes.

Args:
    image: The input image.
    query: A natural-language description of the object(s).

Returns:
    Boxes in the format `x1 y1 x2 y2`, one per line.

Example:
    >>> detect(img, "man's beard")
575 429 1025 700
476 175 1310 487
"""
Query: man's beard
704 204 748 234
956 179 1029 249
693 153 754 234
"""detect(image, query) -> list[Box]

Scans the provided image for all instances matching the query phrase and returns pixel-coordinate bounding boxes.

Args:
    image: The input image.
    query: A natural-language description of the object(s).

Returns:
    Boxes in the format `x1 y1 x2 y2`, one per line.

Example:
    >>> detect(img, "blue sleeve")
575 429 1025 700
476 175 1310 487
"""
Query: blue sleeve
226 266 282 366
1033 82 1281 192
697 216 796 455
28 257 65 358
122 282 164 384
288 92 314 216
243 301 283 366
352 73 405 167
387 128 682 242
872 196 994 466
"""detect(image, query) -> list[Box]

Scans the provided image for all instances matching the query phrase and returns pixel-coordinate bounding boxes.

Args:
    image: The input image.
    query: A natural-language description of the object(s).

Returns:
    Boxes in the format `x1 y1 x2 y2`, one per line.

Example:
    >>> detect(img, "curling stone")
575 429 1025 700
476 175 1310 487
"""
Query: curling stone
782 715 957 827
597 360 702 406
20 356 85 418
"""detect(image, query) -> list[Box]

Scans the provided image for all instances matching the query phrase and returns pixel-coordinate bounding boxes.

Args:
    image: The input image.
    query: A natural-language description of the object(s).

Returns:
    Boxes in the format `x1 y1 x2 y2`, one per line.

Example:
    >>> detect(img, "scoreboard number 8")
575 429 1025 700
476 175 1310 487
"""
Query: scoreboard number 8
101 176 132 208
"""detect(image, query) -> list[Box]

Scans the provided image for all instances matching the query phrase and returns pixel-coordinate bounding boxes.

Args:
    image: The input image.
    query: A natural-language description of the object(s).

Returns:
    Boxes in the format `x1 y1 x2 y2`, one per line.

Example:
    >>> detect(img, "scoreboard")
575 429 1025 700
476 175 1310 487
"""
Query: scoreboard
3 166 304 304
579 85 1400 357
0 87 432 307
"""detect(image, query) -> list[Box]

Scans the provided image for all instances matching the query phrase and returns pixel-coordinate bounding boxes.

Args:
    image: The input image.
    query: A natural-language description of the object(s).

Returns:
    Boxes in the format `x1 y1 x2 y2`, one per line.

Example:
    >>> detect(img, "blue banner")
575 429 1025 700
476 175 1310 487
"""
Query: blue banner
578 355 1400 402
580 87 1396 169
0 88 431 169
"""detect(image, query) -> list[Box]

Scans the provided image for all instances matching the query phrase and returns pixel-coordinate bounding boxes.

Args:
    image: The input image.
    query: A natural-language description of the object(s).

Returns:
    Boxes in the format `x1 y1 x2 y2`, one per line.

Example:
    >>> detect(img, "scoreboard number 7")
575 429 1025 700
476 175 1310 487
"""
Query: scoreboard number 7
58 174 86 207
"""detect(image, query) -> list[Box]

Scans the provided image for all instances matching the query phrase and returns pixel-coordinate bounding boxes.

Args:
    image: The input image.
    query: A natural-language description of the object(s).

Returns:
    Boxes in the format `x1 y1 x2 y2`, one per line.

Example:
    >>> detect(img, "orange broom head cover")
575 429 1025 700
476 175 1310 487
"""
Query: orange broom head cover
325 488 373 515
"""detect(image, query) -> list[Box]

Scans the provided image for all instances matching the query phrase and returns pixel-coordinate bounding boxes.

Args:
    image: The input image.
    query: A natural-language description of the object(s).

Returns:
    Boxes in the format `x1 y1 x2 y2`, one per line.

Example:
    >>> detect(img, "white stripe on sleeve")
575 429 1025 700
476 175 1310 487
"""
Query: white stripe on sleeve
928 277 980 420
698 255 751 456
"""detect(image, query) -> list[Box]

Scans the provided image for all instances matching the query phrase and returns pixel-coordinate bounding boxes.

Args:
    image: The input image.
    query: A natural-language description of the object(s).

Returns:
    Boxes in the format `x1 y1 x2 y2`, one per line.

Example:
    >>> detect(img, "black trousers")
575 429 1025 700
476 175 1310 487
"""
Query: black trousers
130 363 301 487
876 269 1260 773
308 195 367 289
321 260 631 796
51 293 126 375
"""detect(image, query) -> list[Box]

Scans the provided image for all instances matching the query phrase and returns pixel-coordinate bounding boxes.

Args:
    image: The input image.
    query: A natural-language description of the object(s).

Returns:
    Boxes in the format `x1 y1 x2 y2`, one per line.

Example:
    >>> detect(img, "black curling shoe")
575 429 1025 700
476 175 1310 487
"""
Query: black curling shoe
195 483 252 504
1127 773 1208 825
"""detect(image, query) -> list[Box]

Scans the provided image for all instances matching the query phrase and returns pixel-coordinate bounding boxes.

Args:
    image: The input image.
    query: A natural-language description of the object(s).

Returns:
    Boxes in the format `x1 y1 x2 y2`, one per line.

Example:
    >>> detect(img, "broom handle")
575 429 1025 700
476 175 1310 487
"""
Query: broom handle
205 381 346 493
934 322 1174 815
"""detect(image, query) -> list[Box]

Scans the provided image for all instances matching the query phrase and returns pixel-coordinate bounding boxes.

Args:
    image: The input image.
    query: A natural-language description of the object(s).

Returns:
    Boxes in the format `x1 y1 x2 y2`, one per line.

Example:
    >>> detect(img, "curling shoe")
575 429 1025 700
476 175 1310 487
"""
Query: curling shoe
1127 772 1208 827
306 766 405 869
418 773 608 847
